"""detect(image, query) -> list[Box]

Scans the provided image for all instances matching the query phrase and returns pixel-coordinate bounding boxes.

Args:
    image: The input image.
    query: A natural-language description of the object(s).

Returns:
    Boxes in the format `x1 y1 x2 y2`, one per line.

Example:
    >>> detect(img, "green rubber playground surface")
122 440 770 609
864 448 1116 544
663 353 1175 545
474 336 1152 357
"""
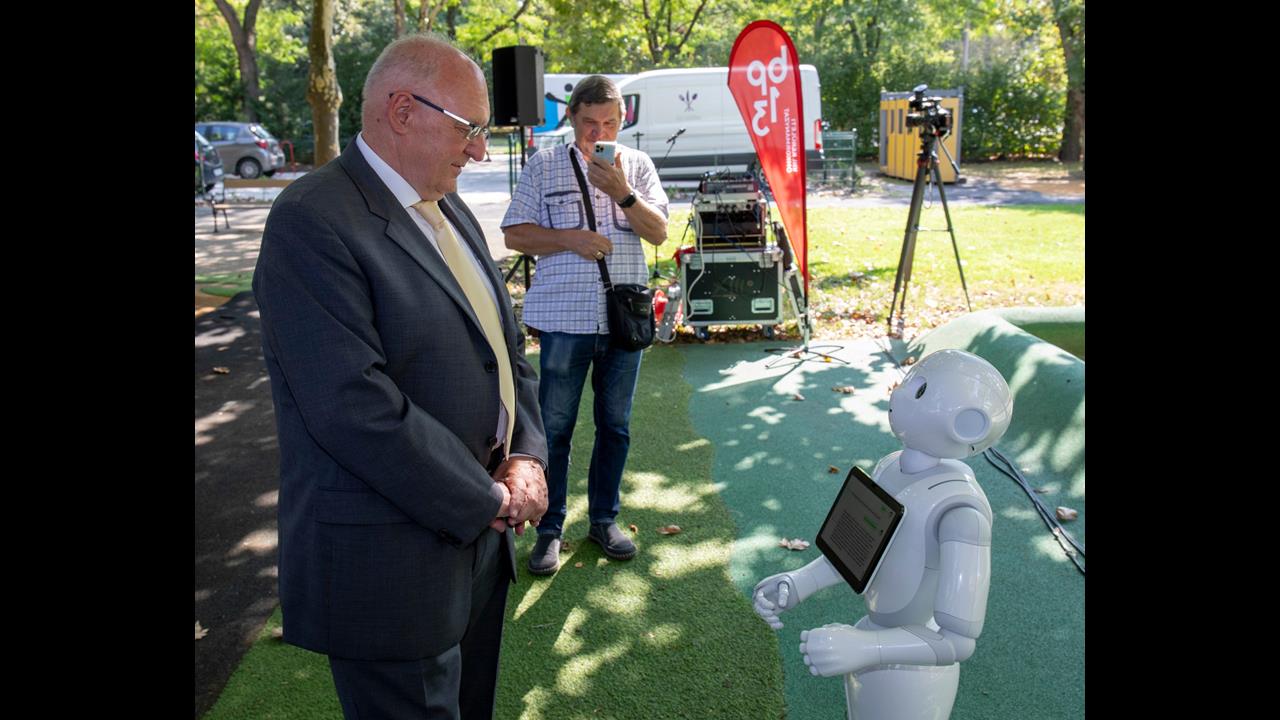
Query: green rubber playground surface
681 312 1084 720
203 310 1083 719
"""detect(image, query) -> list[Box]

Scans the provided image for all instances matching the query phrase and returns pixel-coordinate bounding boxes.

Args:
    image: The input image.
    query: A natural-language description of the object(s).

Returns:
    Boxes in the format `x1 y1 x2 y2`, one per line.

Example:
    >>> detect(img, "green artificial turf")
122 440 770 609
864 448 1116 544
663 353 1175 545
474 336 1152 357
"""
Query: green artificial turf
201 608 338 720
196 272 255 298
496 344 783 719
203 345 784 720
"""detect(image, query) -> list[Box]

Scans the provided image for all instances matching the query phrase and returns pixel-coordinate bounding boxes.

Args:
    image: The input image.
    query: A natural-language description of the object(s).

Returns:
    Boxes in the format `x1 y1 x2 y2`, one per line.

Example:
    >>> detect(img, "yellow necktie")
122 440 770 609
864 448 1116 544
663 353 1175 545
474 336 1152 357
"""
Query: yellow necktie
413 199 515 457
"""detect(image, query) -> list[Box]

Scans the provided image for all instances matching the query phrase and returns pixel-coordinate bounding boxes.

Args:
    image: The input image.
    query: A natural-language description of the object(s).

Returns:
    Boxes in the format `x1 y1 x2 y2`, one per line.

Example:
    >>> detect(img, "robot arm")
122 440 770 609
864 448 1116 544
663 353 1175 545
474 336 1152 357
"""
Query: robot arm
800 623 957 676
753 555 844 629
799 505 992 676
932 504 991 662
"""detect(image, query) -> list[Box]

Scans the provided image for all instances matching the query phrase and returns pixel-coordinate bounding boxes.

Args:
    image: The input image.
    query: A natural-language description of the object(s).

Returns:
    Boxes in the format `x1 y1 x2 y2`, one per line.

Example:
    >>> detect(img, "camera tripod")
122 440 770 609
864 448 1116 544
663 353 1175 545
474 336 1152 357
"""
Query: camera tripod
886 126 972 337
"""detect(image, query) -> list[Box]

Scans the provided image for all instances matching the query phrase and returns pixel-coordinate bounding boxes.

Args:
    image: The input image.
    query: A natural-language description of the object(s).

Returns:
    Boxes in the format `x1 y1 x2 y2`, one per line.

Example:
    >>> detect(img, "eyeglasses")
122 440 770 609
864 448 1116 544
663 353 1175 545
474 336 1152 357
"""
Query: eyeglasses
392 92 491 142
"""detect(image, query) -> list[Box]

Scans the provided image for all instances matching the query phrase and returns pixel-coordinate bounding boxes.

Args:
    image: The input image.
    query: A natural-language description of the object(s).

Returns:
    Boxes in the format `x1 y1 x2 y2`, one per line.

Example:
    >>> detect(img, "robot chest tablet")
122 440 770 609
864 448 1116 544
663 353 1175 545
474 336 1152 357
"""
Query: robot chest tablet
863 478 987 614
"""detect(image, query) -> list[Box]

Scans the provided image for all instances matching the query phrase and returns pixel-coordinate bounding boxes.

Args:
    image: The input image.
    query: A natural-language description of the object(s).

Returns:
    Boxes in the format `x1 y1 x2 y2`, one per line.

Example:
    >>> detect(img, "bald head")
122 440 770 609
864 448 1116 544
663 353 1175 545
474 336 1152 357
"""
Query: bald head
361 34 480 133
359 33 490 201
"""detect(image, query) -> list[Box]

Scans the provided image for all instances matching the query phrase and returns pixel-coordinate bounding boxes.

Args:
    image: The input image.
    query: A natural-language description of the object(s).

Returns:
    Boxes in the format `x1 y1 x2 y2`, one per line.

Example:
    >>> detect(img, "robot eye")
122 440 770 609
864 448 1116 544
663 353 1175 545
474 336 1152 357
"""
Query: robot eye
915 382 927 399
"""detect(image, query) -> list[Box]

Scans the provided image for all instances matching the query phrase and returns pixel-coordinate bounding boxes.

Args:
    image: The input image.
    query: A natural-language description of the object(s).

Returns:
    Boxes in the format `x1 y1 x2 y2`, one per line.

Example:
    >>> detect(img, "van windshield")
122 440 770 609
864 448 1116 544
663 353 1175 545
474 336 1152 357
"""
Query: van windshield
622 94 639 130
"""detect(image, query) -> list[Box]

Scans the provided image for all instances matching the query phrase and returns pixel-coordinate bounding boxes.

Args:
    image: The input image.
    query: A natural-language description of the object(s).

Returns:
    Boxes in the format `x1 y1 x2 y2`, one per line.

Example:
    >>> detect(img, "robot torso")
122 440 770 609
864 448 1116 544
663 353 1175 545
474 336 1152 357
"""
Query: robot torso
862 451 993 628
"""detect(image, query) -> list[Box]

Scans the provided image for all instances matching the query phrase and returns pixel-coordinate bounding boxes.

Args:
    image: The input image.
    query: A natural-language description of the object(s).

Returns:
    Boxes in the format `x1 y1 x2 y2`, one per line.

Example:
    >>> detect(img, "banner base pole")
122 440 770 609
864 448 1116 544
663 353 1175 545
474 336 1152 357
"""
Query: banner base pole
764 263 849 368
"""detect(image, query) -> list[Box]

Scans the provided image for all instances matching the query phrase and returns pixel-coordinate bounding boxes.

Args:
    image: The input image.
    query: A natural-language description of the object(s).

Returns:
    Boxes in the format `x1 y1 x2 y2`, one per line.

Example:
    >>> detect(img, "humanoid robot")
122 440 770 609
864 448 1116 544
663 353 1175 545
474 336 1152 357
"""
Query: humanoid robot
753 349 1012 720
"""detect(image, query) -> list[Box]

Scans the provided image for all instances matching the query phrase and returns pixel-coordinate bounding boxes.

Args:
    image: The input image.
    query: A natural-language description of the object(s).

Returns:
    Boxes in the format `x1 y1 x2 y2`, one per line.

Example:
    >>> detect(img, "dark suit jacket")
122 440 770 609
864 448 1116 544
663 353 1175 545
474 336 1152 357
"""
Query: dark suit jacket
253 140 547 661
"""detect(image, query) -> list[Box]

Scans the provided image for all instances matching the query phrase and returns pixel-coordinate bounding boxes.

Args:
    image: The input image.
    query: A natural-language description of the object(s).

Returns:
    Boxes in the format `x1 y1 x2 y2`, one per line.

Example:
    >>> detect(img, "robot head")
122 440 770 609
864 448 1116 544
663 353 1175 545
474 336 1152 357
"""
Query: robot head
888 349 1013 460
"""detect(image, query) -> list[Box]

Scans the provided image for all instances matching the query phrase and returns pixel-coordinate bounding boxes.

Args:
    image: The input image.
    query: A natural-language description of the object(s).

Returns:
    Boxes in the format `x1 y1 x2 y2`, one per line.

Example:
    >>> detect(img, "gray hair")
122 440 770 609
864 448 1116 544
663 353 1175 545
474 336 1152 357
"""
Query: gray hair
568 75 625 120
361 33 473 129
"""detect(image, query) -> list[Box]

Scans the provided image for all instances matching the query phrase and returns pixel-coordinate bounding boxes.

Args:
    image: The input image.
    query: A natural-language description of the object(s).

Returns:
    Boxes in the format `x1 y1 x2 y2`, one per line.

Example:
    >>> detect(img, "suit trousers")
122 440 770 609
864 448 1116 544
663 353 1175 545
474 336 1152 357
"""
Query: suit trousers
327 523 510 720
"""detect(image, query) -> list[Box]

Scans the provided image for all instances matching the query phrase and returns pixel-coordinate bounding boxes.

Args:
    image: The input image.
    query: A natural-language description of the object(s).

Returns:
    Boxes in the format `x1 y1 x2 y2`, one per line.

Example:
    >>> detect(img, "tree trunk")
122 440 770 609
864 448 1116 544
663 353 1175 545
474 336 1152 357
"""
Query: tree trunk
1060 85 1084 163
308 0 343 167
1055 0 1084 163
213 0 263 122
394 0 406 38
446 3 458 38
419 0 448 34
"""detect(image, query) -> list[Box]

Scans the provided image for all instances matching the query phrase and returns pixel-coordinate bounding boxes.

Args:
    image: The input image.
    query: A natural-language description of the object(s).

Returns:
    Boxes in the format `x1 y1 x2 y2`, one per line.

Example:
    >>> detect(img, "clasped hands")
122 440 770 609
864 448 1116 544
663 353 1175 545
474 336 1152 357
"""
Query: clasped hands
489 456 548 536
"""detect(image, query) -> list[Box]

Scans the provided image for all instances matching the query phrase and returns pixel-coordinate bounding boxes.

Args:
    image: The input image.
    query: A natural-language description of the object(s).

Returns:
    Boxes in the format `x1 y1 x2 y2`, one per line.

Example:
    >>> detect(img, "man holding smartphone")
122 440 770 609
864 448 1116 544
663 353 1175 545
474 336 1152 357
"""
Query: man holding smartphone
502 75 669 575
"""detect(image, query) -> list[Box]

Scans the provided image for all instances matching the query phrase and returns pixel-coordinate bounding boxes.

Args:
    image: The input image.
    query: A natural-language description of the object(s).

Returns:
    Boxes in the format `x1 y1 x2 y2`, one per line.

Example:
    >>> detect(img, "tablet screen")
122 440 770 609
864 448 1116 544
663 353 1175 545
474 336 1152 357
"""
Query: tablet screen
815 466 906 594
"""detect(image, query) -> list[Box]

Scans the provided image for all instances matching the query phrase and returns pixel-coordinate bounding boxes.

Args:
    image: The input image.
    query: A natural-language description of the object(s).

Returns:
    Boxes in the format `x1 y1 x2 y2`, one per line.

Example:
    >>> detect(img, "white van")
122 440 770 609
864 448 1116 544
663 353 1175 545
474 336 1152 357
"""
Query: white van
532 73 634 137
534 65 823 180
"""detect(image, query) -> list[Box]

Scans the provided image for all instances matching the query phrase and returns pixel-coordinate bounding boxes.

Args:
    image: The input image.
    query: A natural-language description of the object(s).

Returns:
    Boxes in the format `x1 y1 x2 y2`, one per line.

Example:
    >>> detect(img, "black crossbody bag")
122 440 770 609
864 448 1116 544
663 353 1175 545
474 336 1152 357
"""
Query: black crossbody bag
569 150 655 351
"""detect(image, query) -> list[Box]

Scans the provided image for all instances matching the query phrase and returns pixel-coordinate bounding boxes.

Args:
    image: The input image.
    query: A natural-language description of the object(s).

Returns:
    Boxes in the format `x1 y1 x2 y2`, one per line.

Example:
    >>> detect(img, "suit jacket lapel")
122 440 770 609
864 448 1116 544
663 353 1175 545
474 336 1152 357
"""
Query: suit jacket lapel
338 142 485 336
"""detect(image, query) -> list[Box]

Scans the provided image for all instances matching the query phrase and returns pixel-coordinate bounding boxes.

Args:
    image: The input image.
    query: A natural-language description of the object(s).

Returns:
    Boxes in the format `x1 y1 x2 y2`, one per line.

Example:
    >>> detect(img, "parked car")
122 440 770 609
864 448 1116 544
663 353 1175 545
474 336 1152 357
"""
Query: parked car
194 121 286 179
195 131 224 194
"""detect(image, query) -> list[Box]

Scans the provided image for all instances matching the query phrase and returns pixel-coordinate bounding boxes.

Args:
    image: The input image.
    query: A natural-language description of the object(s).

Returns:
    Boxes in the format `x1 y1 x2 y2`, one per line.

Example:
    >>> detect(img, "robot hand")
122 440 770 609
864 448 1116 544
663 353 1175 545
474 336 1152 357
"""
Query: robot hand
800 624 881 677
752 573 799 630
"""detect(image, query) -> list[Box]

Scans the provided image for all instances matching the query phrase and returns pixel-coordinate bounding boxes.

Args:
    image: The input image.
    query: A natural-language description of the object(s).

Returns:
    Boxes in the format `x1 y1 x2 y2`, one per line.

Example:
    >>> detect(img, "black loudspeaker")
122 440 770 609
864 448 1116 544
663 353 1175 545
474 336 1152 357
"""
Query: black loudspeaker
492 46 545 127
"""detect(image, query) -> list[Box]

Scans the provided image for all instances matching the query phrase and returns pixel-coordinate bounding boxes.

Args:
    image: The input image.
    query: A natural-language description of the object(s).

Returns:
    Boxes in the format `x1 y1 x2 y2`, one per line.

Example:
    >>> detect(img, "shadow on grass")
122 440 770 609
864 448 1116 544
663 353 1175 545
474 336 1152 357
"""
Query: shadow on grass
202 345 786 720
497 346 785 719
810 262 897 290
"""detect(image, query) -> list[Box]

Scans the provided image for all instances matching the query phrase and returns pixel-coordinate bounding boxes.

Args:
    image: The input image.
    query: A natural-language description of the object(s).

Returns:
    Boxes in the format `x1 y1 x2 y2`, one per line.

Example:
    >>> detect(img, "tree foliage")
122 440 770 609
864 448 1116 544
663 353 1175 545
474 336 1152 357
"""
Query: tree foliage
194 0 1081 164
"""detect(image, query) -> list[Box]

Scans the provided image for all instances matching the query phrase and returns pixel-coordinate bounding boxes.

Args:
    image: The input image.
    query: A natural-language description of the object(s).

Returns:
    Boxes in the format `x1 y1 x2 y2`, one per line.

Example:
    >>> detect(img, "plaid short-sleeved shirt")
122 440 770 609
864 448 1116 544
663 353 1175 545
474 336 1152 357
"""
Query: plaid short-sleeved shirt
501 143 669 334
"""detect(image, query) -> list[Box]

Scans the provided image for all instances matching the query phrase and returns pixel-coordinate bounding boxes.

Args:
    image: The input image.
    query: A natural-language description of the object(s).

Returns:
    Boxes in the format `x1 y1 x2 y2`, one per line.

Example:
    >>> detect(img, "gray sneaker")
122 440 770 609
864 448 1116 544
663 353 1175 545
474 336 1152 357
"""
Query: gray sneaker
527 533 562 575
588 522 637 560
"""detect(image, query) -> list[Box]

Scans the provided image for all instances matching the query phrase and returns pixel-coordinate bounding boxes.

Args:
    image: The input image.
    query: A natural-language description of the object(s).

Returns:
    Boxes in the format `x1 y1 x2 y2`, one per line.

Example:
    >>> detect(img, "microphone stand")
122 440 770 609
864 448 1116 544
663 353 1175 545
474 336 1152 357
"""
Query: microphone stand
652 128 685 279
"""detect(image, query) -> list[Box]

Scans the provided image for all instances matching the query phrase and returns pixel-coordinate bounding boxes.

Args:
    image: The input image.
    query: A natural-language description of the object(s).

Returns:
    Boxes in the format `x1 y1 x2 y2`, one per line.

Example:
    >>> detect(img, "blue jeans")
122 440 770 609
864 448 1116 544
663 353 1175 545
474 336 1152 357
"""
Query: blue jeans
537 332 643 537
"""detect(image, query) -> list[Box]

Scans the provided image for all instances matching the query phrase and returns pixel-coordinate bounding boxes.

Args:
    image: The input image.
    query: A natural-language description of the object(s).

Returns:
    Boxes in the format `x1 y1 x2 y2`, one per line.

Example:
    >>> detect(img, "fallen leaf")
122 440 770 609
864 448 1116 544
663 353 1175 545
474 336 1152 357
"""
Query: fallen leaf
778 538 811 551
902 357 917 366
657 525 682 535
828 465 839 473
272 627 284 639
1034 487 1050 494
212 367 230 375
195 622 209 640
629 524 638 534
791 392 805 401
574 561 584 568
1056 506 1078 521
832 385 855 394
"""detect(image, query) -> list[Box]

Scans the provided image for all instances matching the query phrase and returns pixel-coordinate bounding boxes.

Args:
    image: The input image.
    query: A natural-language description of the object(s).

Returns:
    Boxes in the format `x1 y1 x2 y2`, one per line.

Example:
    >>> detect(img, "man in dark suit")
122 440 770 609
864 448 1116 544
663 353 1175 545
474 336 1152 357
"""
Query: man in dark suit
252 34 548 720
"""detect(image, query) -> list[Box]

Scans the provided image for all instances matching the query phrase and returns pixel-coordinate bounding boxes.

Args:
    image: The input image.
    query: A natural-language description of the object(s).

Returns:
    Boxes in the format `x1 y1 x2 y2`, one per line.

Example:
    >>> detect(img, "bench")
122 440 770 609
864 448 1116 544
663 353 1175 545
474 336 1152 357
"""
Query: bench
209 201 231 231
218 176 296 206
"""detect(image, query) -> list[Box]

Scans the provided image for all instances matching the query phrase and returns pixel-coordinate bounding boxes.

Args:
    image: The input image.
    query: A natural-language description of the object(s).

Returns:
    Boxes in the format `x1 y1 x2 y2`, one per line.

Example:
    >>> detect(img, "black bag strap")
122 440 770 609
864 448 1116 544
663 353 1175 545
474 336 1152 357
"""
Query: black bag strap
569 149 613 290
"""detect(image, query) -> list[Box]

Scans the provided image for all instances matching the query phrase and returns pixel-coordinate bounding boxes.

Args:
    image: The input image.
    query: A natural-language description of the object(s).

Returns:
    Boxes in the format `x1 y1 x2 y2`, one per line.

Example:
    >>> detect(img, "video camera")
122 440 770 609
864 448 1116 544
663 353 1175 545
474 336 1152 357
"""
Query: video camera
905 84 951 134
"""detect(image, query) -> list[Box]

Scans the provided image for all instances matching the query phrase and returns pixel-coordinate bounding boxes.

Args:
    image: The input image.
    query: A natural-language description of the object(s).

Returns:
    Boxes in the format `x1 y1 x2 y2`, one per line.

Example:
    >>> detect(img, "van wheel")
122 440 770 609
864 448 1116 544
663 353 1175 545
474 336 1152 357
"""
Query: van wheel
237 158 262 179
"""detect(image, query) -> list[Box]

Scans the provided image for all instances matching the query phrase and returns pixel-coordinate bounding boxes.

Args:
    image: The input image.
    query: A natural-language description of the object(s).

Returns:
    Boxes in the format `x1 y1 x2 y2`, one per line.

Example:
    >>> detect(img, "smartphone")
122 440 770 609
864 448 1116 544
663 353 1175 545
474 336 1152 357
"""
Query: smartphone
593 141 617 164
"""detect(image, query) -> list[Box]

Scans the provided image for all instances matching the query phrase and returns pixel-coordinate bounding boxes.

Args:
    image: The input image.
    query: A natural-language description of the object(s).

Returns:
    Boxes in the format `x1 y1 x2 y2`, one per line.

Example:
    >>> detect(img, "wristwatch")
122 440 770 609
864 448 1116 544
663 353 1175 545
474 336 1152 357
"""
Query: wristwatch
617 192 637 209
